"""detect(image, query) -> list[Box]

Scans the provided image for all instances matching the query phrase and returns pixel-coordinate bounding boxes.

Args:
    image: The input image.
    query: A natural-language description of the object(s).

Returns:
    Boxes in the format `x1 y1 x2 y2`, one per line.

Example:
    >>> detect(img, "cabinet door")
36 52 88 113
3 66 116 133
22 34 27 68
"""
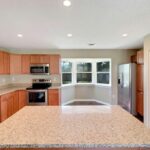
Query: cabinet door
136 65 143 92
13 91 19 113
131 55 137 63
0 51 4 74
3 52 10 74
0 95 8 122
137 51 144 64
136 92 143 116
7 94 14 117
19 90 27 109
21 55 31 74
10 54 22 74
49 55 61 74
40 55 50 64
30 55 41 64
48 89 60 105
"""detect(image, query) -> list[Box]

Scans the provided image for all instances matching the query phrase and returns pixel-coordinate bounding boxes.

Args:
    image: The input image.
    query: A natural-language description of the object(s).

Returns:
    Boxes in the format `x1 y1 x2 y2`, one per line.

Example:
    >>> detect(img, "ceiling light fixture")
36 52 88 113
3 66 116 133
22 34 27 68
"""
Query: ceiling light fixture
88 43 96 46
63 0 71 7
122 33 128 37
17 34 23 38
67 33 72 37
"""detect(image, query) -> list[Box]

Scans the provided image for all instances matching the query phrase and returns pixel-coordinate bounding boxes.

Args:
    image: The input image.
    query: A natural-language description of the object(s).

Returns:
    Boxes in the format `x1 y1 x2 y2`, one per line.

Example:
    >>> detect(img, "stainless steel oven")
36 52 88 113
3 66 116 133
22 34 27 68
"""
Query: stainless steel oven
30 64 49 75
27 89 48 105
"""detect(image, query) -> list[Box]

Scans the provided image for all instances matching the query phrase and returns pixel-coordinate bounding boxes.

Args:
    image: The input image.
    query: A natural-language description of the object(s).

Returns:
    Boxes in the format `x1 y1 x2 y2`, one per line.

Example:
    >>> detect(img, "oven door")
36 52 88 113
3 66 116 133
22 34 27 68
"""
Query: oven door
27 90 48 105
30 64 49 75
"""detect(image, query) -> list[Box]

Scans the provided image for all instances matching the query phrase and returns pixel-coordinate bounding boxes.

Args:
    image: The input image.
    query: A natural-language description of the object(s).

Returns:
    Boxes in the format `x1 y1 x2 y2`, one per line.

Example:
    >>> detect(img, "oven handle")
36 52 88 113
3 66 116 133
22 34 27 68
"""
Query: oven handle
27 90 48 92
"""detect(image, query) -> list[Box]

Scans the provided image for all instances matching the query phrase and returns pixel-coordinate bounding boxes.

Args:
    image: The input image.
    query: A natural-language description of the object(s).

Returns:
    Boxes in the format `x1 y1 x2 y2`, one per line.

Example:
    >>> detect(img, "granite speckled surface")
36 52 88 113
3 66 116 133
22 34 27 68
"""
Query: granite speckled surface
0 85 61 96
0 106 150 148
0 85 28 95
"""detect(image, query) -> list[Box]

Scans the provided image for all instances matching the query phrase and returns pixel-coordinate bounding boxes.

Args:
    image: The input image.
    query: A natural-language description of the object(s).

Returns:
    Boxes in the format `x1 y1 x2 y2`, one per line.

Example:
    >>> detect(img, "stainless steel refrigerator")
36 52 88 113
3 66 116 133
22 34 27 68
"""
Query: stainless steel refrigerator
118 63 136 115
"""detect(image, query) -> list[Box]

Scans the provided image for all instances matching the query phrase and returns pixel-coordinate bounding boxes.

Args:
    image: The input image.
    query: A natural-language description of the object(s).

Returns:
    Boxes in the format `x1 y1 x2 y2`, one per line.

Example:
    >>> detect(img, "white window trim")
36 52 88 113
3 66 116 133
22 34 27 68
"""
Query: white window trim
61 58 112 87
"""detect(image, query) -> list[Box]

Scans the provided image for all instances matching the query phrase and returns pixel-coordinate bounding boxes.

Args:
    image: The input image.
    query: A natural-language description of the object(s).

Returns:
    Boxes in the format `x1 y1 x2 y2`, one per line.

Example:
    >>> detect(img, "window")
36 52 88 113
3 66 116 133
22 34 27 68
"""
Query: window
77 62 92 83
61 61 72 84
97 61 110 85
61 59 111 86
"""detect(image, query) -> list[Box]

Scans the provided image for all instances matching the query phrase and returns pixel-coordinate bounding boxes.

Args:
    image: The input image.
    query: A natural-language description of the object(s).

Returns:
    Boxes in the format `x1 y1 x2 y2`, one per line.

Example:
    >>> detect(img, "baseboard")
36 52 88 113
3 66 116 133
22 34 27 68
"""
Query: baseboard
62 99 110 106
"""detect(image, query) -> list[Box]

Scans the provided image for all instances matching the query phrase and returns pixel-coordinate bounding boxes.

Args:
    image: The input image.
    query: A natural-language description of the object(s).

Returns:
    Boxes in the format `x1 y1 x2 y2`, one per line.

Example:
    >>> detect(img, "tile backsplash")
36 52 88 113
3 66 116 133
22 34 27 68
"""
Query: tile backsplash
0 74 61 87
0 75 11 86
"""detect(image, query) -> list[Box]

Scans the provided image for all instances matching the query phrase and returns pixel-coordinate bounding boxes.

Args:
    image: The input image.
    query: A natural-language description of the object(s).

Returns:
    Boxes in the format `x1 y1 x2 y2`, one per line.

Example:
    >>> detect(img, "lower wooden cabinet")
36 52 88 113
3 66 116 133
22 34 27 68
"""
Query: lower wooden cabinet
19 90 27 109
48 89 60 105
136 91 144 116
0 90 27 122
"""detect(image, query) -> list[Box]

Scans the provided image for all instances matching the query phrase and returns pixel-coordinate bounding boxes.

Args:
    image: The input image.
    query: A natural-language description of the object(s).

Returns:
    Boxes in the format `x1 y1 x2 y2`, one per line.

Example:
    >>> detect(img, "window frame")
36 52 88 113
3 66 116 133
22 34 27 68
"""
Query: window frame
61 58 111 86
61 60 73 86
95 59 111 86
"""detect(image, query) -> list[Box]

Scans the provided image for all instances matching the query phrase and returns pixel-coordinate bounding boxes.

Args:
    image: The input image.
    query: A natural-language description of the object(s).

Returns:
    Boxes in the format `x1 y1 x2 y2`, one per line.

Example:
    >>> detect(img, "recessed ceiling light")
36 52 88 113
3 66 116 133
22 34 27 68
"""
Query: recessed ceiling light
17 34 23 38
122 33 128 37
67 33 72 37
63 0 71 7
88 43 96 46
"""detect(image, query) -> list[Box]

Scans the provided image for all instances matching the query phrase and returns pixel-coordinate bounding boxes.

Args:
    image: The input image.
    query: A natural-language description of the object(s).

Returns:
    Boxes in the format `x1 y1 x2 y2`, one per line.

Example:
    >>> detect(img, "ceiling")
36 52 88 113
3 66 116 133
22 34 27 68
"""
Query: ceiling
0 0 150 50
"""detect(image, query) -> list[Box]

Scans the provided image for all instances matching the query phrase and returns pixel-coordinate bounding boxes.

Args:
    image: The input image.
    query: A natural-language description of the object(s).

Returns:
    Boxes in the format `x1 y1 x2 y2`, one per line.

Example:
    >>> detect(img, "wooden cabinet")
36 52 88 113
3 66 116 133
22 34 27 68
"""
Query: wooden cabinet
0 92 16 122
30 55 41 64
10 54 22 74
21 55 31 74
0 90 27 122
0 51 10 74
49 55 61 74
13 91 19 113
136 92 143 116
3 52 10 74
18 90 27 109
131 55 137 63
136 65 143 92
7 93 14 118
0 51 4 74
48 89 60 105
136 64 144 116
0 94 8 122
40 55 50 64
30 55 50 64
137 51 144 64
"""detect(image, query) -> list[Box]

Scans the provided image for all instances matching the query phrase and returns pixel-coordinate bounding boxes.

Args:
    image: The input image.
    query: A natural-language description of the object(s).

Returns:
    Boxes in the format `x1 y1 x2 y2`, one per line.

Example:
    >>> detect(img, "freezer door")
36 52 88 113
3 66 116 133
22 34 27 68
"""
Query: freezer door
118 64 131 113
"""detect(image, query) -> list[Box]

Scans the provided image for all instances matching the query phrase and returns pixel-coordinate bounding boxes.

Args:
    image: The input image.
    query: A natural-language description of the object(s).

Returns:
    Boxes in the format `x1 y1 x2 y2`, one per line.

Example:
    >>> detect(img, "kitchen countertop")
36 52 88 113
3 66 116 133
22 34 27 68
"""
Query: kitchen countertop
0 85 61 96
0 106 150 148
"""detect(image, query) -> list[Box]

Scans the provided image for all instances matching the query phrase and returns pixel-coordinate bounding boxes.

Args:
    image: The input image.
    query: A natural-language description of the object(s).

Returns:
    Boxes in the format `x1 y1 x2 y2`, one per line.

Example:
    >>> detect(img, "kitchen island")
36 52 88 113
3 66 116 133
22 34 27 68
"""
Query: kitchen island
0 106 150 150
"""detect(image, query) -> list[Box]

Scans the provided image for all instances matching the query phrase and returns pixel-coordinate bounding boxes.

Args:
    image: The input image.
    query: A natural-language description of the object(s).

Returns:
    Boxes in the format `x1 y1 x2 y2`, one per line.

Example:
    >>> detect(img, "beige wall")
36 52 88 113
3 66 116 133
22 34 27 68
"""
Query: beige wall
144 35 150 127
1 49 137 104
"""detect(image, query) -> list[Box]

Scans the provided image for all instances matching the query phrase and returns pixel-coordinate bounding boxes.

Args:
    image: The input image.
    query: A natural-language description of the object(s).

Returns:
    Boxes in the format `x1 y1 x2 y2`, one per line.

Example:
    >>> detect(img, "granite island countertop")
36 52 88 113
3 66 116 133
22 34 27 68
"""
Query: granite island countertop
0 106 150 148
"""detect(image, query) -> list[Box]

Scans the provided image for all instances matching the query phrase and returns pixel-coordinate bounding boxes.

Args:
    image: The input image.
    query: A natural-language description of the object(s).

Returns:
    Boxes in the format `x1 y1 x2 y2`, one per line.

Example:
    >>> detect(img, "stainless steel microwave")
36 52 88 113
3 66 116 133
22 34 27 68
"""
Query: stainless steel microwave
30 64 50 75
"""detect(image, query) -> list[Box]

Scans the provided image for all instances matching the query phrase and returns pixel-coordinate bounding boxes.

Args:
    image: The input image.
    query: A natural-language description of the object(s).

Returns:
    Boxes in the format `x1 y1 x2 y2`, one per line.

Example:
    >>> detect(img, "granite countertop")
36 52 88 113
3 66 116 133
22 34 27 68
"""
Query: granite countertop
0 105 150 148
0 85 61 96
0 85 29 95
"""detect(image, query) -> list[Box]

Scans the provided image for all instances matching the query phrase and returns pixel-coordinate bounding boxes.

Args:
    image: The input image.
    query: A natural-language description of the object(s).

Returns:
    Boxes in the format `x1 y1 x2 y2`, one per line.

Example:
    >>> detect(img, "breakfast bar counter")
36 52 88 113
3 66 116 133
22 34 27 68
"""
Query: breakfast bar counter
0 106 150 149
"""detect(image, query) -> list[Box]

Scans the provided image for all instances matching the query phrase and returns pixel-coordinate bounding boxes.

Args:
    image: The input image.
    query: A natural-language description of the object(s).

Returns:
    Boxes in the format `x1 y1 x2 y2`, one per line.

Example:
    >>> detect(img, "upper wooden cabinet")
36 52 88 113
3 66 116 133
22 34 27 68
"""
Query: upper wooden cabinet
137 51 144 64
30 55 50 64
10 54 22 74
49 55 61 74
0 51 10 74
131 55 137 63
48 89 60 105
21 55 31 74
0 51 4 74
